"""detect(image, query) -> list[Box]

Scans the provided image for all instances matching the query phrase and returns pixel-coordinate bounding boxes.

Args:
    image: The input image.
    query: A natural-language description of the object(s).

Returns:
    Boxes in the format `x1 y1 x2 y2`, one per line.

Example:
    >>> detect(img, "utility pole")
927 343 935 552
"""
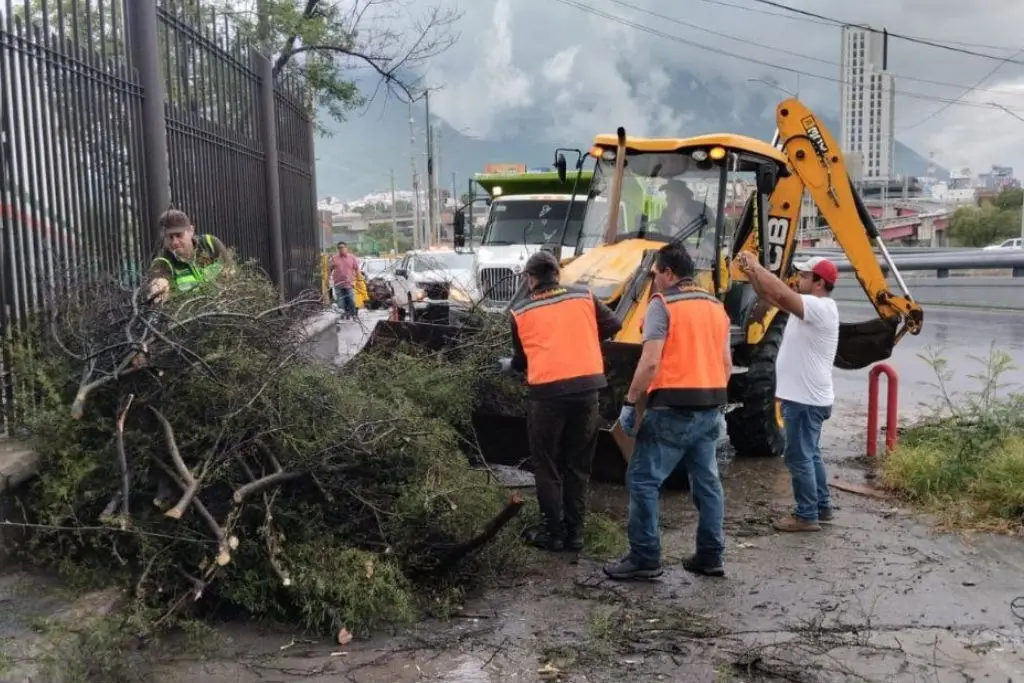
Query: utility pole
434 126 443 243
408 105 421 250
425 90 437 248
389 168 399 255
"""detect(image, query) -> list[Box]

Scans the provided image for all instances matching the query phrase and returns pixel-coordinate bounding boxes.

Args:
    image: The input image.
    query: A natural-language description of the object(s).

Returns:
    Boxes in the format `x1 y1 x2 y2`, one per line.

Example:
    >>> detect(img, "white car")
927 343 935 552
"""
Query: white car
390 250 475 323
983 237 1022 250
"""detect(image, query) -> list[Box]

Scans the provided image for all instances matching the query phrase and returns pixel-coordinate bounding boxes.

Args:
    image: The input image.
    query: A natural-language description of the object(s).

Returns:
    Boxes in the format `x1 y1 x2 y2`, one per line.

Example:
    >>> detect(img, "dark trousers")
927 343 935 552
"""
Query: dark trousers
526 391 601 537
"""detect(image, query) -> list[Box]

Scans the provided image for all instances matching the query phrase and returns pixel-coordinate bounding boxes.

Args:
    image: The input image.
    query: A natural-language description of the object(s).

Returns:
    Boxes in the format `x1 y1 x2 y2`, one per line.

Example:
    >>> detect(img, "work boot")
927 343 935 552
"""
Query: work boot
818 507 834 522
564 526 585 552
773 515 821 532
603 555 663 581
522 526 564 552
682 554 725 578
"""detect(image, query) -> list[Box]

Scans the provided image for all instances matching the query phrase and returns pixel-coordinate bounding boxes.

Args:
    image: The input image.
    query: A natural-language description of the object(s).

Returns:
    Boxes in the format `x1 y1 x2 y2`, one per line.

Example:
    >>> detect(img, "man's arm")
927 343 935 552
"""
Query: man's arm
146 259 172 303
210 236 233 267
625 298 668 403
746 261 805 319
509 317 527 374
592 295 623 340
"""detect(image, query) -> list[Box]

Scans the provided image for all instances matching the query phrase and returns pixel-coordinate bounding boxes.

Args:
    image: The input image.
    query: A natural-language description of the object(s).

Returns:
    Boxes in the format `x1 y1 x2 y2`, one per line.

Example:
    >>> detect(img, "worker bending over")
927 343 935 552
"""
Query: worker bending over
605 243 731 580
147 209 230 304
499 251 622 552
737 252 840 532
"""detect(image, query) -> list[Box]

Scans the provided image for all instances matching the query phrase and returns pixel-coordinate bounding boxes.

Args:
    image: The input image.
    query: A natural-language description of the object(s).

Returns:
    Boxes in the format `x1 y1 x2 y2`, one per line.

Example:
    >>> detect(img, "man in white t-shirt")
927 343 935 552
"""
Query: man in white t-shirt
736 253 840 533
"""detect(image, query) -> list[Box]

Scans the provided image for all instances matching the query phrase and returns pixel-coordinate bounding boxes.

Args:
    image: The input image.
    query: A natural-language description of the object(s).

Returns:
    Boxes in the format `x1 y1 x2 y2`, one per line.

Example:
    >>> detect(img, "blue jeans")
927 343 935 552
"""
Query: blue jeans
333 285 356 317
780 399 832 522
626 406 725 567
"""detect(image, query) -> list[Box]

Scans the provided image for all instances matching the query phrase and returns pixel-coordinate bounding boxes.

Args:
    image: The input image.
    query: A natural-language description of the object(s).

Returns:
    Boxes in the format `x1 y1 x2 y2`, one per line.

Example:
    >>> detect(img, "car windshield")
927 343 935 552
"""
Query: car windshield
413 252 474 271
483 199 586 246
362 259 390 275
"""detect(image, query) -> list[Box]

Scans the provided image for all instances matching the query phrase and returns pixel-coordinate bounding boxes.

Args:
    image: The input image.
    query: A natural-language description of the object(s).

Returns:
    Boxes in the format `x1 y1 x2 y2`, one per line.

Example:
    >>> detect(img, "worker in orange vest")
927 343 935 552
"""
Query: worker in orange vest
604 243 731 581
498 251 622 552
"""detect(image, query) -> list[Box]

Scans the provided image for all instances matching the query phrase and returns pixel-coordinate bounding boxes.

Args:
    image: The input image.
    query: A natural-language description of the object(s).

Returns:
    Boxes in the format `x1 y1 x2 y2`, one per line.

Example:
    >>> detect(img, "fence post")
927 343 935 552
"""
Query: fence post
253 51 285 299
125 0 170 246
866 364 899 457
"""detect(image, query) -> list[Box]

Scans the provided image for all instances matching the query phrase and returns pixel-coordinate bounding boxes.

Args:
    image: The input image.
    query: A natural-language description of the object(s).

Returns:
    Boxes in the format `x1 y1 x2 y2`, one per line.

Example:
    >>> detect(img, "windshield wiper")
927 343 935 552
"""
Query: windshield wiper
484 240 516 246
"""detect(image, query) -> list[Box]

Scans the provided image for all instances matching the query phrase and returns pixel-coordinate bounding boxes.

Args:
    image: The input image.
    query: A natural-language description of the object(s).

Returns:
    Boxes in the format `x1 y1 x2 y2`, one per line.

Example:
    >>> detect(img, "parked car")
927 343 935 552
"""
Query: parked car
983 237 1022 250
390 249 475 323
361 257 396 309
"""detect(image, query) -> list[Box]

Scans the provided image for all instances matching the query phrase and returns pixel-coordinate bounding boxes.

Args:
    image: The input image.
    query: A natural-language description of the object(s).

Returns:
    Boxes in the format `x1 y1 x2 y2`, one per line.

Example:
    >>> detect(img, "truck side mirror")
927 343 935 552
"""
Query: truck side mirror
555 154 567 184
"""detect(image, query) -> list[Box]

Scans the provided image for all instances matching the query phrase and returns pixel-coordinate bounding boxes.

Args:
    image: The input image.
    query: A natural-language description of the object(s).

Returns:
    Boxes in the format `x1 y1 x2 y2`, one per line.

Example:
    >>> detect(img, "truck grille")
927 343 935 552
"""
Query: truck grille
479 267 521 302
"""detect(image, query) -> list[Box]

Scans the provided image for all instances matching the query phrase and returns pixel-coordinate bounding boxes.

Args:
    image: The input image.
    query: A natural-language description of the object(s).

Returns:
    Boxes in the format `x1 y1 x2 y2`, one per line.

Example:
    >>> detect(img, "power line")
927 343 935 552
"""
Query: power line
605 0 1024 98
747 0 1024 64
551 0 1024 115
690 0 1023 52
899 47 1024 132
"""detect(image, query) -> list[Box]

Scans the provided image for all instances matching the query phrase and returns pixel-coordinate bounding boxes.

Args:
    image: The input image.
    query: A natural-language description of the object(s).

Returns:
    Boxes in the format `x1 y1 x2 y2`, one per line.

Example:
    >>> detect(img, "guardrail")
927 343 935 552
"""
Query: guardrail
817 250 1024 311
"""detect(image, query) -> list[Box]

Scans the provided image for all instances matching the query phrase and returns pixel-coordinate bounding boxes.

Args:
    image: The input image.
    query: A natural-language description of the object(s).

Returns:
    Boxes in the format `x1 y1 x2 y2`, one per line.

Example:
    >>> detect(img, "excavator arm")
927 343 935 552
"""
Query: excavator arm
768 98 924 368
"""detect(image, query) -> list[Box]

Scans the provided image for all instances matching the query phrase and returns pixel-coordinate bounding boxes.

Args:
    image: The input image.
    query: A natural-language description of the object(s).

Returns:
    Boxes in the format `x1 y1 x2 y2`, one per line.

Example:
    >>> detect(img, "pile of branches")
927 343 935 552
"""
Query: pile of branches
6 271 527 637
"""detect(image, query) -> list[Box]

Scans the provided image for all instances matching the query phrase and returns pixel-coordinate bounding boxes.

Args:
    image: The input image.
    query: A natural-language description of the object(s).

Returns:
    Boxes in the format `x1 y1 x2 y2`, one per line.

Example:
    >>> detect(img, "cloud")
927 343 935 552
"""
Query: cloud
413 0 1024 174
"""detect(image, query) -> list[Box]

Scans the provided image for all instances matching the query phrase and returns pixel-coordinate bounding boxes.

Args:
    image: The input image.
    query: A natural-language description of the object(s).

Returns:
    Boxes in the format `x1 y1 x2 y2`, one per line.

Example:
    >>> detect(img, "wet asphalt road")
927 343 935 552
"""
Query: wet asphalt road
836 302 1024 421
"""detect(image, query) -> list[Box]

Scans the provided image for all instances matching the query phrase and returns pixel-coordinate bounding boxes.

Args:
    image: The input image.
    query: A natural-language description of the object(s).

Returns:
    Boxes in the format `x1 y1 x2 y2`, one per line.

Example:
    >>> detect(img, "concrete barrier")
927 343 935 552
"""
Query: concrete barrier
832 276 1024 310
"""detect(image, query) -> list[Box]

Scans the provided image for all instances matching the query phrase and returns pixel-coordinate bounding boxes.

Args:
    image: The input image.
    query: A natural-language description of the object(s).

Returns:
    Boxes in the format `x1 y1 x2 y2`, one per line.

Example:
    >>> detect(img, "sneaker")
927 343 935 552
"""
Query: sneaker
682 554 725 577
773 515 821 532
818 507 834 522
522 527 564 552
602 555 663 580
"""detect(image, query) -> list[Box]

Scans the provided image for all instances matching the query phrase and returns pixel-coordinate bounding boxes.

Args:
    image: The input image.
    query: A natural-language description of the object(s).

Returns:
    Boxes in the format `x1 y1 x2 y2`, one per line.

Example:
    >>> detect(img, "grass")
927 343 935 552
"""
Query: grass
881 344 1024 531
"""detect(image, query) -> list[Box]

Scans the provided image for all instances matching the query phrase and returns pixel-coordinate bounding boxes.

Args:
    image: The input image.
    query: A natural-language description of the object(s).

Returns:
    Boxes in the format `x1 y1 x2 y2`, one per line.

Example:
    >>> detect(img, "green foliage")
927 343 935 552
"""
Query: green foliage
218 0 462 125
5 271 527 641
947 187 1023 247
882 344 1024 528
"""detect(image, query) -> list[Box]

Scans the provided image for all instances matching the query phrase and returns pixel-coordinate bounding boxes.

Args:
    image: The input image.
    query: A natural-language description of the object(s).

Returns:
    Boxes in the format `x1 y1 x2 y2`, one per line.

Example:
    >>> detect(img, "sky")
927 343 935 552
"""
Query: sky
315 0 1024 199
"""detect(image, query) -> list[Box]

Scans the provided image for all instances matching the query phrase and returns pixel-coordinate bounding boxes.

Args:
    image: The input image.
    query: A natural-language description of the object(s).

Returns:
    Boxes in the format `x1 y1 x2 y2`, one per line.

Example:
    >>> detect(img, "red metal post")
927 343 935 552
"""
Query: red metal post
866 363 899 457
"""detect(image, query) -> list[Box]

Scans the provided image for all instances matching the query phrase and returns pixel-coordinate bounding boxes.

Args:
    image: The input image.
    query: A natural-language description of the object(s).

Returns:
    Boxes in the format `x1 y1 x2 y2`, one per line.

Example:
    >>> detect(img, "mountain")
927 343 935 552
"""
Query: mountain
314 72 948 199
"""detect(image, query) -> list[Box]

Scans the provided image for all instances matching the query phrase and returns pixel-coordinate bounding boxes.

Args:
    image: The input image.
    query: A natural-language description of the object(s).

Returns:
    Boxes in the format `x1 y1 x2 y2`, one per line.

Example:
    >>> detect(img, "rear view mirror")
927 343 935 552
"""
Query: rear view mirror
395 268 408 278
555 154 567 184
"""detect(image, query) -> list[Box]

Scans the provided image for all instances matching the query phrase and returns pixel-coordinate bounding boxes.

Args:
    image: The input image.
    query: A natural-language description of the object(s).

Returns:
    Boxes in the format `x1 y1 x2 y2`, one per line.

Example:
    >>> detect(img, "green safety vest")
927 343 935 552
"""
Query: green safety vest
153 234 224 293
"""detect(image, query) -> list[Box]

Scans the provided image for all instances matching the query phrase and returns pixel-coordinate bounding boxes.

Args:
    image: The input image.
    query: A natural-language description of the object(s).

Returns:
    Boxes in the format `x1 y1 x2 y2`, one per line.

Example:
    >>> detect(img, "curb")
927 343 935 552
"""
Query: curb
297 310 339 340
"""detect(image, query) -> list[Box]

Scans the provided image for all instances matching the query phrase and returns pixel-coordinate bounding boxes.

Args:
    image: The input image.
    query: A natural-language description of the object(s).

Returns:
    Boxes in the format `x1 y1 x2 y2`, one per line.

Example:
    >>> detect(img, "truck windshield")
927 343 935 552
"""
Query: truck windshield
482 200 586 246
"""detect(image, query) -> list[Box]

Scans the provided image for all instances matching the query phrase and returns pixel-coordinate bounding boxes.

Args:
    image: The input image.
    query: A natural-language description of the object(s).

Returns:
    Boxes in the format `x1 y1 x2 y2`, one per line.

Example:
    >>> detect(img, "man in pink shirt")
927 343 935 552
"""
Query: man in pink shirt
329 241 360 319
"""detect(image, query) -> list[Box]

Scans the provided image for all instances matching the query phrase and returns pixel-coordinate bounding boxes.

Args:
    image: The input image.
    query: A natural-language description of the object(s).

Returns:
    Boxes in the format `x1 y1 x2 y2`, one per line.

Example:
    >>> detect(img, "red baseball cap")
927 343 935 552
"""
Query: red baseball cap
793 256 838 285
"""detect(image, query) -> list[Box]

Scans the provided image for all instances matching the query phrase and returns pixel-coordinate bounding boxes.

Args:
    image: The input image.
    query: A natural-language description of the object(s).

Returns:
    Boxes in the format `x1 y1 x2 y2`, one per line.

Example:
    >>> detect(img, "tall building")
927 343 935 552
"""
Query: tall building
839 26 896 181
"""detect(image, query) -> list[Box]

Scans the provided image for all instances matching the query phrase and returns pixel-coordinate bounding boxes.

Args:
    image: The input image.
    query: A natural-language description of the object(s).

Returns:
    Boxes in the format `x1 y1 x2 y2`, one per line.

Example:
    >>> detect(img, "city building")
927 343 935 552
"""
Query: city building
839 25 896 182
978 165 1019 191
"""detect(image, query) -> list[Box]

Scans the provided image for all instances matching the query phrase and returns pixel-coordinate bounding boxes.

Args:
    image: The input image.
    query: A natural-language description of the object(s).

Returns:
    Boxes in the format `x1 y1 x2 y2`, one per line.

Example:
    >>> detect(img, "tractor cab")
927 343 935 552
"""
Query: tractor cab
554 133 790 306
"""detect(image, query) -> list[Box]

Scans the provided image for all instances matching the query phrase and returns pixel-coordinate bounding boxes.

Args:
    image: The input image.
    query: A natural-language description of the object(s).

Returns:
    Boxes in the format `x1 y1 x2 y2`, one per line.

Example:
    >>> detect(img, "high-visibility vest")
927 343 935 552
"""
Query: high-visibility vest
510 284 605 390
152 234 224 293
647 285 729 409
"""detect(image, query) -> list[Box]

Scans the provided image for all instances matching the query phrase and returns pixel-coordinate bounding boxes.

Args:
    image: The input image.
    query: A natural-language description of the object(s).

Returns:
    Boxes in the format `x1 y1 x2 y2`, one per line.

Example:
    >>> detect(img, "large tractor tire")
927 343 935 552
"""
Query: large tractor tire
726 314 787 459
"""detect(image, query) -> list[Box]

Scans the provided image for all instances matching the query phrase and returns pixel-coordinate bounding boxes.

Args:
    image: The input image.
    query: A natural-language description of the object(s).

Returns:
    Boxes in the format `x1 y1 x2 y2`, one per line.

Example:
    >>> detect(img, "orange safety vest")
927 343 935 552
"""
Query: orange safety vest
510 284 606 393
647 286 729 409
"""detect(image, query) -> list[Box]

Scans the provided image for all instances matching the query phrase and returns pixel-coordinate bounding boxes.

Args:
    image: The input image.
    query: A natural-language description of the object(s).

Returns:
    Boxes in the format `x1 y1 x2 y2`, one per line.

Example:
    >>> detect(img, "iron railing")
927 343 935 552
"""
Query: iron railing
0 0 320 431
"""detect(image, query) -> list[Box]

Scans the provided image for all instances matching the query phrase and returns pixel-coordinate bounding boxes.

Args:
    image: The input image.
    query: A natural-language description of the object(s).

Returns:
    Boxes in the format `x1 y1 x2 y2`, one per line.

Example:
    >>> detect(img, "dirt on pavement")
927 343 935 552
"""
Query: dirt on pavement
141 398 1024 683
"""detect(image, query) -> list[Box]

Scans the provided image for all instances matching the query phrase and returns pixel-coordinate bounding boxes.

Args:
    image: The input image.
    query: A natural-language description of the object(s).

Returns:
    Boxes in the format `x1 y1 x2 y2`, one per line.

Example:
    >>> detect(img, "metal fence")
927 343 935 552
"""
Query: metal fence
1 0 321 431
0 0 319 314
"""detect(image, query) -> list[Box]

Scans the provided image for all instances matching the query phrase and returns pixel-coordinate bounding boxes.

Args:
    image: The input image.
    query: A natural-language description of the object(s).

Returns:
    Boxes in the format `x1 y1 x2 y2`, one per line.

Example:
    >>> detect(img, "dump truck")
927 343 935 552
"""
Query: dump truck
365 98 924 487
448 167 593 319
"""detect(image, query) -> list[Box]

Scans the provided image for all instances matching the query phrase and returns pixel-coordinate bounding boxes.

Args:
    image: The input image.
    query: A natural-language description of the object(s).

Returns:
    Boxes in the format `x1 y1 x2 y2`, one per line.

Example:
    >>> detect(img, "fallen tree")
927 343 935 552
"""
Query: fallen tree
5 270 527 638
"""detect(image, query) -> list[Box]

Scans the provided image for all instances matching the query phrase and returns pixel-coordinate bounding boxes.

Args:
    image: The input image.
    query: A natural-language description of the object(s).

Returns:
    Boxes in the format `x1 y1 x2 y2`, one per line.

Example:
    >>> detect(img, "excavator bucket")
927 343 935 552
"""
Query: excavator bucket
835 317 899 371
470 339 690 490
362 320 690 490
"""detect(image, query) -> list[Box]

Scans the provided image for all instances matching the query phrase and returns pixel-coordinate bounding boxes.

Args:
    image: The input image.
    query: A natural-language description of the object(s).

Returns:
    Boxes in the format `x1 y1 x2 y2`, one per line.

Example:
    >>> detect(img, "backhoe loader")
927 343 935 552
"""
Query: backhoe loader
362 98 924 487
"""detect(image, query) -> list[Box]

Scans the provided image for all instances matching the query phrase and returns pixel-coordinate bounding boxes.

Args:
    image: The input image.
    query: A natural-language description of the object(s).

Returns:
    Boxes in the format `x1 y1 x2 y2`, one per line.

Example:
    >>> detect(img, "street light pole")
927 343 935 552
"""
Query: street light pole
985 101 1024 240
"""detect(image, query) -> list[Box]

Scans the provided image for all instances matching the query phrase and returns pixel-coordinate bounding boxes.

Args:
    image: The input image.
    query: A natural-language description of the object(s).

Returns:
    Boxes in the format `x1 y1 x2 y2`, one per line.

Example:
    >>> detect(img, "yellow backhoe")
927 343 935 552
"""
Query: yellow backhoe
363 98 925 487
